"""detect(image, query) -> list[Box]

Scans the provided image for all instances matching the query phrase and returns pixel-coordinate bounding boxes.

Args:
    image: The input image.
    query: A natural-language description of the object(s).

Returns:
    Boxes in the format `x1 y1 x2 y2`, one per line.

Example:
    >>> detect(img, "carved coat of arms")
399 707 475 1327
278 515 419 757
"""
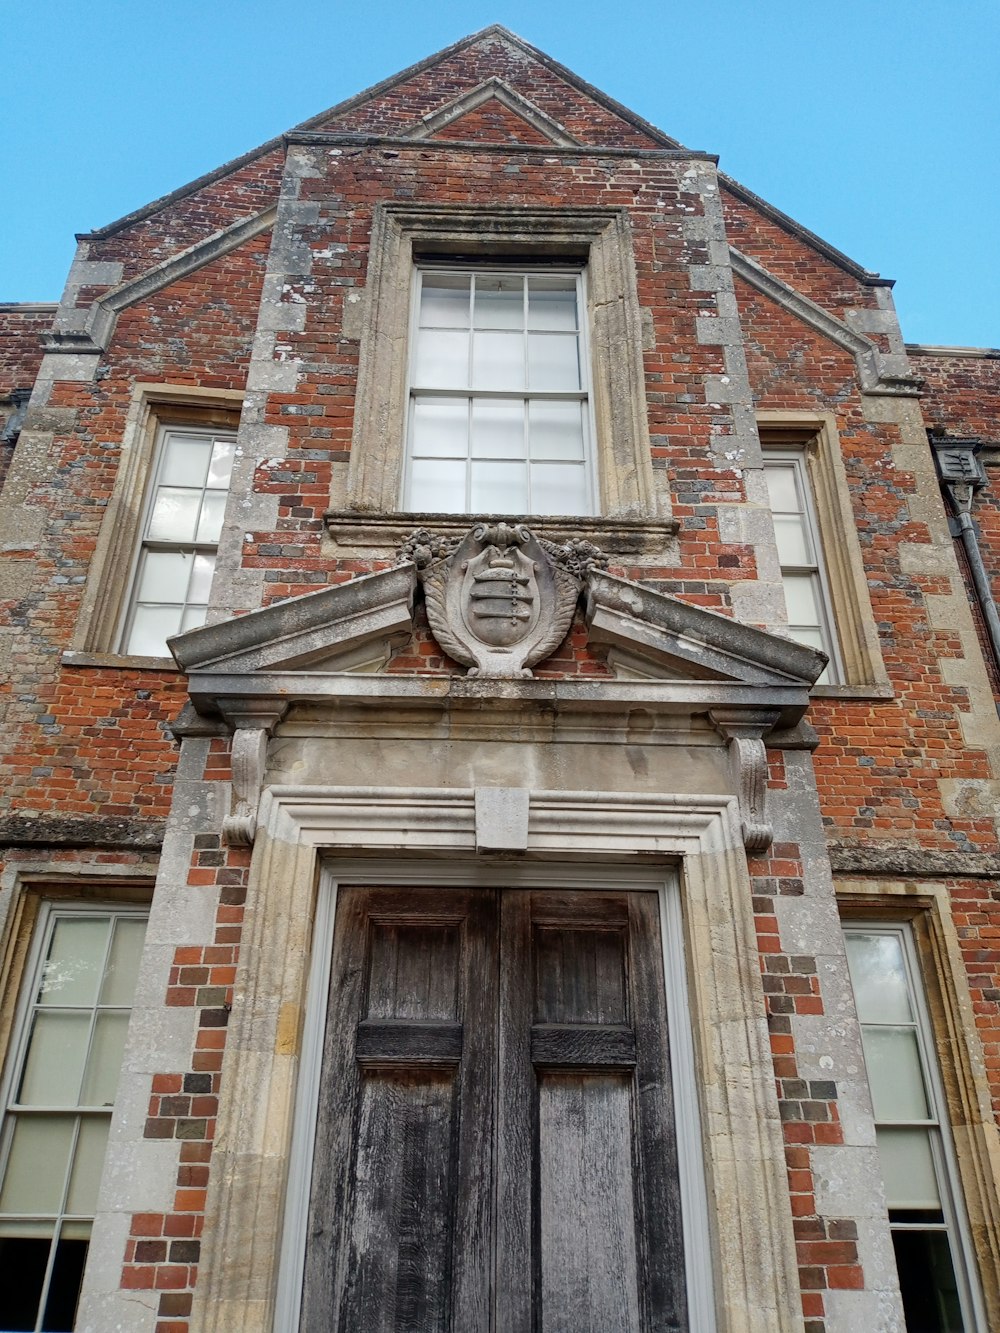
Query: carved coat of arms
400 523 607 678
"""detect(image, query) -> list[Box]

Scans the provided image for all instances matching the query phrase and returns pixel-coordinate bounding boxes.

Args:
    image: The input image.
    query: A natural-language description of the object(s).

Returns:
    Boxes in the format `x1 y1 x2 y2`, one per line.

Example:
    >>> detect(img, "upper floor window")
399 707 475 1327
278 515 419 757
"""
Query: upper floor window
119 427 236 657
403 269 595 516
763 450 842 683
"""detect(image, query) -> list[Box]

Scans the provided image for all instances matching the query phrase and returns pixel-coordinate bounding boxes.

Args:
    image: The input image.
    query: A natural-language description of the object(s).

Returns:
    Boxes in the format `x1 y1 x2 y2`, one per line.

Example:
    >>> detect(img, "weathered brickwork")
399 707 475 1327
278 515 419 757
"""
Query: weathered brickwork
0 28 997 1333
911 346 1000 697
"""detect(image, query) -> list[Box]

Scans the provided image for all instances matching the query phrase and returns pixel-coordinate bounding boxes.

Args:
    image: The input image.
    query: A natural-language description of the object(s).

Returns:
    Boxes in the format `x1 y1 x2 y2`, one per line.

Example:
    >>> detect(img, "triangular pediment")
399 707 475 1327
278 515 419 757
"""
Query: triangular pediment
303 27 673 149
402 78 579 147
169 556 824 692
585 571 826 687
168 564 417 675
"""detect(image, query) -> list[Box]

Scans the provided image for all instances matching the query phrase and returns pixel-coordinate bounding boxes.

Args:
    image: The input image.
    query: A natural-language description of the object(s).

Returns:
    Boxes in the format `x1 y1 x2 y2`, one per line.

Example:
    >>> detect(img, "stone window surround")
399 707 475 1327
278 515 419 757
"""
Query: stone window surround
67 384 243 668
188 785 803 1333
342 203 668 530
837 879 1000 1331
756 411 890 696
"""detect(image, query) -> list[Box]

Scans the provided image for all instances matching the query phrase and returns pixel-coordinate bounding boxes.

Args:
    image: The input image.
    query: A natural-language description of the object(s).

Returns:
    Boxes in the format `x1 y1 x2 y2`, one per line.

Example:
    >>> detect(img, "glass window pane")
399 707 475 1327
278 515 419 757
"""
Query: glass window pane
878 1128 941 1209
473 275 524 329
773 514 812 567
159 436 211 488
527 333 580 390
785 625 828 655
407 459 467 513
862 1027 931 1121
845 934 913 1023
196 490 227 544
891 1227 965 1333
470 460 528 514
530 463 589 516
527 278 578 331
419 275 470 328
38 920 109 1008
207 437 236 489
414 330 469 388
782 574 823 627
136 550 194 604
146 488 202 542
125 605 184 657
471 399 525 458
180 605 208 633
0 1234 52 1330
187 553 216 606
100 920 147 1007
65 1119 110 1216
764 463 801 513
18 1012 90 1106
42 1234 90 1331
80 1013 130 1107
0 1116 75 1214
411 398 469 458
528 401 586 460
472 331 525 390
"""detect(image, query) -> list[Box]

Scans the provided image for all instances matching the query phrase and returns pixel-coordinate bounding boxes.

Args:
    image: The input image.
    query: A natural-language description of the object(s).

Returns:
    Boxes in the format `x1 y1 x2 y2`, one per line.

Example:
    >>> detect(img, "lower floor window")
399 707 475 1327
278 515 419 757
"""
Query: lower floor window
843 924 984 1331
0 905 147 1331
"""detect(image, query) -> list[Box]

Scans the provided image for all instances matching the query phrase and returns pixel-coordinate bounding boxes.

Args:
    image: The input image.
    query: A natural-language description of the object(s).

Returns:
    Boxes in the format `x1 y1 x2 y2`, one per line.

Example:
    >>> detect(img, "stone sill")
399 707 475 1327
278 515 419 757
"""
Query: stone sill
62 650 180 671
811 682 895 702
324 511 679 557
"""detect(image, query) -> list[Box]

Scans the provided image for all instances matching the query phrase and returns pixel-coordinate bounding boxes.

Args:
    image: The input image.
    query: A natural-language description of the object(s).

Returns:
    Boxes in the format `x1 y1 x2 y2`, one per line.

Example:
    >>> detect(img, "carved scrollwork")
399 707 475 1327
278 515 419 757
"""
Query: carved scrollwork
219 704 288 846
708 708 781 851
400 524 607 678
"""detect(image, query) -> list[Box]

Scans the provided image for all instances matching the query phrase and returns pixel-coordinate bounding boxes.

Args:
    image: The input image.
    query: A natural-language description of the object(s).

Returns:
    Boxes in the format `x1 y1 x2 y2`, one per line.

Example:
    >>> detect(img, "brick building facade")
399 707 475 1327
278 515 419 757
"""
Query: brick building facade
1 27 998 1333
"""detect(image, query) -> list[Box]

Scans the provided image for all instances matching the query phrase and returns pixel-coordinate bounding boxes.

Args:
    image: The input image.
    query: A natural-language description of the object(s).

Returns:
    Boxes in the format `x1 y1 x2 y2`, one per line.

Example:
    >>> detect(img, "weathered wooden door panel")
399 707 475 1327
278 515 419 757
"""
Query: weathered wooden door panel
303 886 686 1332
499 891 687 1333
301 888 496 1333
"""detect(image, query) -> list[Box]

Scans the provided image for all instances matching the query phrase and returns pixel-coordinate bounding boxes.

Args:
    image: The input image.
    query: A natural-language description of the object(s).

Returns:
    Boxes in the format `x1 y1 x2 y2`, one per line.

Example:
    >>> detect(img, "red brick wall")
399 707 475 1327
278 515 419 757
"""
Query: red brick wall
322 31 663 148
0 234 268 825
910 347 1000 696
2 37 998 1332
0 305 53 397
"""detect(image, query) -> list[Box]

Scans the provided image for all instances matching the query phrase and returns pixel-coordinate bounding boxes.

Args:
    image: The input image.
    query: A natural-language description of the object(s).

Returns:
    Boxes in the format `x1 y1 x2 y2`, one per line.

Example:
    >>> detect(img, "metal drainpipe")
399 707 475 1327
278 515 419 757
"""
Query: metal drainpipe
931 435 1000 704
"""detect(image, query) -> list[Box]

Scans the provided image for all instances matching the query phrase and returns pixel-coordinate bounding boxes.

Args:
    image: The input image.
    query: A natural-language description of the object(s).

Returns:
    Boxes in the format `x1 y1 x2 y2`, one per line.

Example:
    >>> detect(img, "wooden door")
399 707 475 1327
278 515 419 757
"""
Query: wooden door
301 886 686 1332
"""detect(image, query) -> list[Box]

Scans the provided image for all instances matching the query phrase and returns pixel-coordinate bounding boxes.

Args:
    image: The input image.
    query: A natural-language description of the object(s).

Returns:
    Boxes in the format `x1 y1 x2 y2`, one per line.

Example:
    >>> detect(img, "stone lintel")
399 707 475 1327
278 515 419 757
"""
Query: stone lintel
0 815 165 850
183 670 811 730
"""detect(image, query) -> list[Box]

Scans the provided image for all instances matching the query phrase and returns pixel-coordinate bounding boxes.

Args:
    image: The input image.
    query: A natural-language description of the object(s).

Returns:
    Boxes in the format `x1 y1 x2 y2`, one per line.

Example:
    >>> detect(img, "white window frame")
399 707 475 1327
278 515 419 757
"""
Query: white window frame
116 424 237 657
402 265 598 517
274 859 715 1332
843 921 987 1331
763 448 844 683
0 901 148 1333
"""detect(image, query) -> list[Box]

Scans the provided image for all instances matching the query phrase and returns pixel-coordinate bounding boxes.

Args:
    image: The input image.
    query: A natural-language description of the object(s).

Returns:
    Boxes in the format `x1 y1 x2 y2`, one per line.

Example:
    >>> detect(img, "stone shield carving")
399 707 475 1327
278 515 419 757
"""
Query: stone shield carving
401 523 607 677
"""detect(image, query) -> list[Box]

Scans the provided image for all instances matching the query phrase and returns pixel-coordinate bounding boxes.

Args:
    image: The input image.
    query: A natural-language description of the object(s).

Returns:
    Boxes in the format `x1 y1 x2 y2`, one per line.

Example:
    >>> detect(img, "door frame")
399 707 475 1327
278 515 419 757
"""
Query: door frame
277 860 712 1332
189 785 803 1333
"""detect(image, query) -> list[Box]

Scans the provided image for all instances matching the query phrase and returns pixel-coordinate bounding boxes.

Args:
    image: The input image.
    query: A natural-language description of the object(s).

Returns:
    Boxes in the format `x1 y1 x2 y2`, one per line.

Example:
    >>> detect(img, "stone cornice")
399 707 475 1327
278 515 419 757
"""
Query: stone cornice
44 207 277 356
324 511 679 555
730 248 922 397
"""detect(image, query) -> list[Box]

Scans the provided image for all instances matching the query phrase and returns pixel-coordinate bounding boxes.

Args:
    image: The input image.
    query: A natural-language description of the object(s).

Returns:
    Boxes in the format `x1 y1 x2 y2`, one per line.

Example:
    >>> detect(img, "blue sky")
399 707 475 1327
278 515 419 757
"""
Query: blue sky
2 0 997 346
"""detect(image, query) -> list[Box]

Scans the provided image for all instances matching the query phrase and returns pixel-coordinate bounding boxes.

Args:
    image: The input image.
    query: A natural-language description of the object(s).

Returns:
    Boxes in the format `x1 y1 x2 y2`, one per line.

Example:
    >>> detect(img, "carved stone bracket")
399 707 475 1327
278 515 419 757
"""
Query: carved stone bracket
709 708 782 851
219 702 288 846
